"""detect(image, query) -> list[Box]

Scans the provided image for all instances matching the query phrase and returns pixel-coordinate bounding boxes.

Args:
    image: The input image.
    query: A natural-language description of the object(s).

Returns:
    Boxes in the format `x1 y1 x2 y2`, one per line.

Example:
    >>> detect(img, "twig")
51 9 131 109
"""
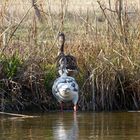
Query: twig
75 11 95 31
0 111 37 118
32 0 43 22
0 26 12 38
1 1 39 53
97 1 119 39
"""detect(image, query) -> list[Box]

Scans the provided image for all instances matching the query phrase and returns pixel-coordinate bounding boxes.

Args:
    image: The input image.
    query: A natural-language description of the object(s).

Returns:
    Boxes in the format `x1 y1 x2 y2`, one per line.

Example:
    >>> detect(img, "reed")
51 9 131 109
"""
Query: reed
0 0 140 111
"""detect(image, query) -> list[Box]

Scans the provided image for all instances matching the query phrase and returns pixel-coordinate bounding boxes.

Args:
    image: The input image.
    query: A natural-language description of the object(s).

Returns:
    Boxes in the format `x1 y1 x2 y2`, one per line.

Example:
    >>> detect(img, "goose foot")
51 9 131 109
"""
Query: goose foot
73 105 77 112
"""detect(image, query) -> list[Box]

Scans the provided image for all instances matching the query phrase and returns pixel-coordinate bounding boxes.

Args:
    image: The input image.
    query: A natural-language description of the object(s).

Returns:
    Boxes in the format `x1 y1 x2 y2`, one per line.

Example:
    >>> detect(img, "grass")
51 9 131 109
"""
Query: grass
0 0 140 112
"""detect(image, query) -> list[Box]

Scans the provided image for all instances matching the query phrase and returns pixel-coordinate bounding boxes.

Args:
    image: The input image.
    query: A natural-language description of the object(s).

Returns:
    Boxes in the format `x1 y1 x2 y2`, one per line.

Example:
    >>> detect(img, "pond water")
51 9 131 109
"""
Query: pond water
0 111 140 140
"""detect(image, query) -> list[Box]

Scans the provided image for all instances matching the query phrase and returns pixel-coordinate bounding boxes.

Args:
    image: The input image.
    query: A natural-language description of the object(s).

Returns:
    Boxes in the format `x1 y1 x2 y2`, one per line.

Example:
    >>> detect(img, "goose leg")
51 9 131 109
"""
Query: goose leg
73 105 77 112
60 102 63 111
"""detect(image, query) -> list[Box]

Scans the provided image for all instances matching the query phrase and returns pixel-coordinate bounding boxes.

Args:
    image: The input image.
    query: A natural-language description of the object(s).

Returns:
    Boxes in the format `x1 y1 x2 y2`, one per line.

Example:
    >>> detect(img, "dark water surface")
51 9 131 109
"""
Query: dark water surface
0 112 140 140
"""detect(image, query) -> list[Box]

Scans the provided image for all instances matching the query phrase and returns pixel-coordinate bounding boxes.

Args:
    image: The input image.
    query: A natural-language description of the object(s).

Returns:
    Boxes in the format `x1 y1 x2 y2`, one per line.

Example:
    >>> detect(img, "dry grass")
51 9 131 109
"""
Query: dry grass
0 0 140 111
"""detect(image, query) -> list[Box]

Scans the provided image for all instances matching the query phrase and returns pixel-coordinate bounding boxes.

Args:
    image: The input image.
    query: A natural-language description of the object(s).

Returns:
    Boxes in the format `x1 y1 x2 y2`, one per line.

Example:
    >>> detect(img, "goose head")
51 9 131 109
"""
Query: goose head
59 84 73 100
58 32 65 52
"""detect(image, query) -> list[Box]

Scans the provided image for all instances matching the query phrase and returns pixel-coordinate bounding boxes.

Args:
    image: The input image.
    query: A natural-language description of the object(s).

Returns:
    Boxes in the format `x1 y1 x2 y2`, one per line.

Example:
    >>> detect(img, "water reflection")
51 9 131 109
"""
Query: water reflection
53 113 78 140
77 112 140 140
0 112 140 140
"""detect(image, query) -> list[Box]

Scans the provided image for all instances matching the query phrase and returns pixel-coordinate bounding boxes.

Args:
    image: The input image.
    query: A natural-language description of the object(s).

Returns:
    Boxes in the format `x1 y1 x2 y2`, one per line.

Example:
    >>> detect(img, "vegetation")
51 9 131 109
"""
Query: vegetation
0 0 140 112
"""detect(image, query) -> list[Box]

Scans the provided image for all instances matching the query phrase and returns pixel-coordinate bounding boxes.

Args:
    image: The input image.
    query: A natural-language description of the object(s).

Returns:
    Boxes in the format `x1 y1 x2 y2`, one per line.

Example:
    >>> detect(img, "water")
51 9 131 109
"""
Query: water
0 112 140 140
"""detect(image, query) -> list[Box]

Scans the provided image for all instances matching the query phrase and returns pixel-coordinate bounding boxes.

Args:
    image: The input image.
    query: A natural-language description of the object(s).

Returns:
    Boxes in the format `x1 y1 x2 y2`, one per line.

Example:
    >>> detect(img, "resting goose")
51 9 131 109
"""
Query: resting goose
56 32 78 77
52 58 79 111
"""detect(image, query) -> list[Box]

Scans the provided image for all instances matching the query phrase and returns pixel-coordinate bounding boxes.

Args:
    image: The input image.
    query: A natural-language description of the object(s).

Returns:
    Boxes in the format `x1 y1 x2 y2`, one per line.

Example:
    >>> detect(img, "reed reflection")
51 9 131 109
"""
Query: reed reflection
0 112 140 140
78 112 140 140
53 113 79 140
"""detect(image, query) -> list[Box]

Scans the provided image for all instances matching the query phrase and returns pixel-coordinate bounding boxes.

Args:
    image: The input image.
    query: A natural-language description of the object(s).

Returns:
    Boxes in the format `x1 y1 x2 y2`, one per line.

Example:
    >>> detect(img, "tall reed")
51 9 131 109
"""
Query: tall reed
0 0 140 111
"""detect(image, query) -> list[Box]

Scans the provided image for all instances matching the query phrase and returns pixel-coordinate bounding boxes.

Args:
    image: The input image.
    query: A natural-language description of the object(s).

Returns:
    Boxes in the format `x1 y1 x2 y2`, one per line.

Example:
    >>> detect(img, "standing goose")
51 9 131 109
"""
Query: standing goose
52 57 79 111
56 32 78 77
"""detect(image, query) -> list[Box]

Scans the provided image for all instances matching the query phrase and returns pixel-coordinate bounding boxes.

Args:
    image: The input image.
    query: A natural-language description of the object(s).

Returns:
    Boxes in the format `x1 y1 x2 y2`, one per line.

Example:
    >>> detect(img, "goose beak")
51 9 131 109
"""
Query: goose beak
65 88 70 93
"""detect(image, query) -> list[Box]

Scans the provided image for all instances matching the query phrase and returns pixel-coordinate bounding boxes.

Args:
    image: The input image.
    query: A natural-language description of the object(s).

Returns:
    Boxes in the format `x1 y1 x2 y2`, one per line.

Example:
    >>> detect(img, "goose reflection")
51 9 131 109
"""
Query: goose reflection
53 113 78 140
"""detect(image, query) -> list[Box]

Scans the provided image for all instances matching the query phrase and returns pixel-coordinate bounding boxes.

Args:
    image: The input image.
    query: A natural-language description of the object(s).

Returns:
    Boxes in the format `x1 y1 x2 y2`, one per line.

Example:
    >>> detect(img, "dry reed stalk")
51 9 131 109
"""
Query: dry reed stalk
91 68 97 111
32 0 43 22
47 0 55 37
2 4 35 52
0 0 140 111
115 0 123 33
97 1 119 39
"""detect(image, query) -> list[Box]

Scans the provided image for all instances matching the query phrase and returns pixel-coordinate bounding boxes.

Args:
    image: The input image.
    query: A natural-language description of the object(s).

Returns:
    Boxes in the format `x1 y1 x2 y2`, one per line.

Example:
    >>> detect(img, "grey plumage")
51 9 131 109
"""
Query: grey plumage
52 32 79 111
52 73 79 105
56 32 78 77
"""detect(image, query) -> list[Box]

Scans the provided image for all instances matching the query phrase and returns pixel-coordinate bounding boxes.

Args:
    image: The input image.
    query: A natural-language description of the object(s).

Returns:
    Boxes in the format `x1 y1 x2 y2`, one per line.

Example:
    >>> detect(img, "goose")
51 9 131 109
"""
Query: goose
52 57 79 112
56 32 78 77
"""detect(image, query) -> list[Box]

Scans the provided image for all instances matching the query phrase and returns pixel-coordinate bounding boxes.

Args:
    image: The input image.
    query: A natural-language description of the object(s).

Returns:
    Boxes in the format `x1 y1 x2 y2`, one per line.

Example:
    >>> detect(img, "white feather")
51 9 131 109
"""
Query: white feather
52 73 79 105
